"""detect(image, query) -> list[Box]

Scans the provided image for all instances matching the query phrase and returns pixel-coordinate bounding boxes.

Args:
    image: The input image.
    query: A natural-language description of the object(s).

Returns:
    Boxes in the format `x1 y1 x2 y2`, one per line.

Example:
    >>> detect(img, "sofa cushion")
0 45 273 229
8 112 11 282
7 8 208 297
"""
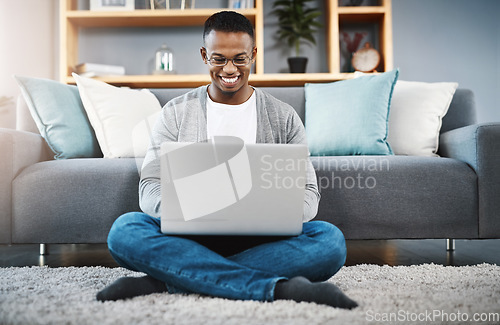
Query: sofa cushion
11 158 142 243
311 155 478 239
387 81 458 156
73 74 161 158
305 69 399 156
14 75 102 159
440 88 477 133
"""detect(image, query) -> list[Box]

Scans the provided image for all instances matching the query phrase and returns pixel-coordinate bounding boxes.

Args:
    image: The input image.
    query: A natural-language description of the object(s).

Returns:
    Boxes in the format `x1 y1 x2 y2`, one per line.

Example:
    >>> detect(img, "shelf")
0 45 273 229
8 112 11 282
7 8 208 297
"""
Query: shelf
64 73 357 88
60 0 392 87
249 73 355 87
338 6 387 23
65 8 257 27
65 74 211 88
337 6 388 14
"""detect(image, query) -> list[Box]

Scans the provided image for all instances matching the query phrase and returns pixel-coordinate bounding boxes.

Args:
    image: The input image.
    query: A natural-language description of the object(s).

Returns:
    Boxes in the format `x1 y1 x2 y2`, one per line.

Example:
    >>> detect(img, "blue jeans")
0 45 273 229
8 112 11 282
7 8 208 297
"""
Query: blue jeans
107 212 347 302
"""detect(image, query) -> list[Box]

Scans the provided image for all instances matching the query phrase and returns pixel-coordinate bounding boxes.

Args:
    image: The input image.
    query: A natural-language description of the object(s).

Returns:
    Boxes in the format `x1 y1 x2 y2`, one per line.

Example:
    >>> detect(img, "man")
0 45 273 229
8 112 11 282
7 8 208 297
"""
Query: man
97 11 357 309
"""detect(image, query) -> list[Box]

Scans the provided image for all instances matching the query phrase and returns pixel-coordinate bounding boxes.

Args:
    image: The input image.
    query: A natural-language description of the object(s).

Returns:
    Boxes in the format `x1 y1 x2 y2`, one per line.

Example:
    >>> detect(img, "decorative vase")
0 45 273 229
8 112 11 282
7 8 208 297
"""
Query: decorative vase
154 43 175 74
287 57 308 73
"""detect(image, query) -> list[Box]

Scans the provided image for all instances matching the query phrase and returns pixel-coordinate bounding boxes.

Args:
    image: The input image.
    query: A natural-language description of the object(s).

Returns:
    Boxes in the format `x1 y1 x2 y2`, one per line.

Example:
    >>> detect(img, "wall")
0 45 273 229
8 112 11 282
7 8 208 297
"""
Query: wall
0 0 58 128
1 0 498 127
392 0 500 123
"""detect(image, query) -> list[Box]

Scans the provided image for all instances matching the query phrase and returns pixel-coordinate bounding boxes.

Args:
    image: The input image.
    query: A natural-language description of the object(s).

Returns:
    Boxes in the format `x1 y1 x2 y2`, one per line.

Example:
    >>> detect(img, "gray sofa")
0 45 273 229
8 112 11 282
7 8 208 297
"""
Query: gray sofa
1 87 499 249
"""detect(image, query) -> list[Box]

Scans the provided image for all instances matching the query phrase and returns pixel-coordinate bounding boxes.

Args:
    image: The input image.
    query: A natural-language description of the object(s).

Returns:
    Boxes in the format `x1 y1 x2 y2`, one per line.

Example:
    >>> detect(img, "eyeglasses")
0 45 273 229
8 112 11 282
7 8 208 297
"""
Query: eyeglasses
205 55 253 67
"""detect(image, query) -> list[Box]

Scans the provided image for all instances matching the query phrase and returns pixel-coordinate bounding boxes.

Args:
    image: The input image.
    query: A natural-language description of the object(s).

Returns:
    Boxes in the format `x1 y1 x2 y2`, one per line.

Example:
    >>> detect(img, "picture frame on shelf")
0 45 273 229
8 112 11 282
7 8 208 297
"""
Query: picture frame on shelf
339 24 380 72
90 0 135 11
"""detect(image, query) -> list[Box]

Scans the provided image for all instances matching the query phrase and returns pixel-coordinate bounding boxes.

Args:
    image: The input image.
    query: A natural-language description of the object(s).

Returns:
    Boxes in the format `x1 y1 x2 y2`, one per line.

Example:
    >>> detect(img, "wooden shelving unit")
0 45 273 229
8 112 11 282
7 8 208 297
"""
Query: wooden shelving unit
60 0 392 88
64 8 259 27
327 0 393 77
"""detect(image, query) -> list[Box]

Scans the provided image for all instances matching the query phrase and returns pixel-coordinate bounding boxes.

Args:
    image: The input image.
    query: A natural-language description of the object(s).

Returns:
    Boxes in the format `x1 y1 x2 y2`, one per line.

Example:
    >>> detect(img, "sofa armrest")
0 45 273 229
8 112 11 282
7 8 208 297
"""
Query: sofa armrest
439 123 500 238
0 128 53 244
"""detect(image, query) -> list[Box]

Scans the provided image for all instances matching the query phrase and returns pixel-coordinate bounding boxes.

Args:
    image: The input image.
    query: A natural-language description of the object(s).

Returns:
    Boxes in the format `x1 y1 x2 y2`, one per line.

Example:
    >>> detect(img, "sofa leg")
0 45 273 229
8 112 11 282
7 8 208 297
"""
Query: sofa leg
446 239 455 251
40 244 49 255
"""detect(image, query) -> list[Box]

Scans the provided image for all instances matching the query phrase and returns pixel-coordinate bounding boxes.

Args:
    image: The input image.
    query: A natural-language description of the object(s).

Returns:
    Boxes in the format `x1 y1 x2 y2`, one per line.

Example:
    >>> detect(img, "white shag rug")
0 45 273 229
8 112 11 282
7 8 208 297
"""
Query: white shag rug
1 264 499 325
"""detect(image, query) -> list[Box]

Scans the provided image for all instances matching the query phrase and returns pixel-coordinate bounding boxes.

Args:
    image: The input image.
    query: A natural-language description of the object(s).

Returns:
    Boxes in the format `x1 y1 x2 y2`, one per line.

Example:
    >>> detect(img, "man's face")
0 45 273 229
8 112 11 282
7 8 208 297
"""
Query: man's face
201 30 257 104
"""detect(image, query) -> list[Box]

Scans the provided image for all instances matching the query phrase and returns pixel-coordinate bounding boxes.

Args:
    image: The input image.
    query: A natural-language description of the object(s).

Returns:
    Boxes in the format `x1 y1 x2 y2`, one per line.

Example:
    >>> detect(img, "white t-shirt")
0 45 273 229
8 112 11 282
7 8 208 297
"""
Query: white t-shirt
206 91 257 144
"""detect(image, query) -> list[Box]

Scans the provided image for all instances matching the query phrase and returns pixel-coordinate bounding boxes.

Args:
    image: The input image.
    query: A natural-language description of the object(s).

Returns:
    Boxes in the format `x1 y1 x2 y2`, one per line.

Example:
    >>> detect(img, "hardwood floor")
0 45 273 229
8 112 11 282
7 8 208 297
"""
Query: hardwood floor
345 239 500 266
1 239 499 268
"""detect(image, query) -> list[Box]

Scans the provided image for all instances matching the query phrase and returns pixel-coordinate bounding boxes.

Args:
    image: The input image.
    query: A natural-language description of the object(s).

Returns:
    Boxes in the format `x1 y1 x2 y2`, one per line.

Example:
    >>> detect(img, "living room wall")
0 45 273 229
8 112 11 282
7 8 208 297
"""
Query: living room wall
0 0 498 127
392 0 499 123
0 0 57 128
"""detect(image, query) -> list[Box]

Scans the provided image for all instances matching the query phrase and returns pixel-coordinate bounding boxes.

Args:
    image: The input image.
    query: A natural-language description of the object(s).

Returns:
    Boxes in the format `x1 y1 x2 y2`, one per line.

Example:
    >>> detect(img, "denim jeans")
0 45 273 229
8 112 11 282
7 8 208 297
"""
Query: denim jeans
107 212 347 302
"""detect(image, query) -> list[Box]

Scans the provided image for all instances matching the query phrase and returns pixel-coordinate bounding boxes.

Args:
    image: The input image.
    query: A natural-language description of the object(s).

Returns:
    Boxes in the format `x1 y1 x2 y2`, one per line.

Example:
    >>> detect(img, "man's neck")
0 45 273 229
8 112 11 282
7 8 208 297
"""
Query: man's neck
207 85 254 105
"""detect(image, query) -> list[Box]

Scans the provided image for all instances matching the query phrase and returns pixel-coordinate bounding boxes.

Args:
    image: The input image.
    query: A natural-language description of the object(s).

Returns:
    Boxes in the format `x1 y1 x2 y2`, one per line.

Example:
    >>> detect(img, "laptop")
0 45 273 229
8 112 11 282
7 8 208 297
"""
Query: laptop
160 136 308 236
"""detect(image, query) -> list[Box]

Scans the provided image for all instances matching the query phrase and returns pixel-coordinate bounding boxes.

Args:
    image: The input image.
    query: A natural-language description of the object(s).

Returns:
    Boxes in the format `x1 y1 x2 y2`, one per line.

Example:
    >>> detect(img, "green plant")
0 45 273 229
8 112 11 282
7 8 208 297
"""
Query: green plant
272 0 323 57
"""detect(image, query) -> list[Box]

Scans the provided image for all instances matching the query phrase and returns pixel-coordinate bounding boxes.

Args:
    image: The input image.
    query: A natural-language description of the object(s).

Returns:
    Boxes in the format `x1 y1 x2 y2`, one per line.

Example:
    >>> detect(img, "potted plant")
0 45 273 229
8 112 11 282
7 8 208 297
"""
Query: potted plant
272 0 323 73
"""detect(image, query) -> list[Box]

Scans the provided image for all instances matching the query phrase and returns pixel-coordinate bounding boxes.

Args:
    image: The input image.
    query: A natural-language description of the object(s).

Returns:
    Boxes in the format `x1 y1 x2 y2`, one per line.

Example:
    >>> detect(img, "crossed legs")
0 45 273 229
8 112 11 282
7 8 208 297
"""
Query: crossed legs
97 212 357 308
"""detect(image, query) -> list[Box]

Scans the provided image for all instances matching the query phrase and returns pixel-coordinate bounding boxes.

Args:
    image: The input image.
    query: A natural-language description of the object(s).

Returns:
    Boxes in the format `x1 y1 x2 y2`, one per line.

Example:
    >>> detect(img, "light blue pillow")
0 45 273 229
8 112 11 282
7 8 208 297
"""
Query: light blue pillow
305 69 399 156
15 76 102 159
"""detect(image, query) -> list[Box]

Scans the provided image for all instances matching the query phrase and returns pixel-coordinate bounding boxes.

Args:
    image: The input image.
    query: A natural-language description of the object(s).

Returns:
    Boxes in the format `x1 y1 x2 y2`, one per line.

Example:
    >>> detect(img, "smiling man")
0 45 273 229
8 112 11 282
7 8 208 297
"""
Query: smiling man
201 26 256 105
96 11 357 309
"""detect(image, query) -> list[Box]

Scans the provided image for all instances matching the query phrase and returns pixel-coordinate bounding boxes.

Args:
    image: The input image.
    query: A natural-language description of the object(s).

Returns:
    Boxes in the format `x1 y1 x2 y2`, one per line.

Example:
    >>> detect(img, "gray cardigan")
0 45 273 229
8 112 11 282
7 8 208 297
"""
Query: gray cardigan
140 85 320 222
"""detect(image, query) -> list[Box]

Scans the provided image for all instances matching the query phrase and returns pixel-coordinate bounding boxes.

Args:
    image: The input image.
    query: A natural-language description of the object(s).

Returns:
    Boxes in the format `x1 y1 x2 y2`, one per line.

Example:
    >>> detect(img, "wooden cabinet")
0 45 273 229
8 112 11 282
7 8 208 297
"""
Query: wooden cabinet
327 0 393 74
60 0 392 88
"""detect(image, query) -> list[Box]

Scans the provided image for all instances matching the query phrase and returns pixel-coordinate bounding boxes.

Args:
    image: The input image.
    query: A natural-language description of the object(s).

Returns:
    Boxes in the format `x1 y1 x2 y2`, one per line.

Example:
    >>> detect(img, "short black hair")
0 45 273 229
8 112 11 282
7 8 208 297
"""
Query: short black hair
203 11 255 45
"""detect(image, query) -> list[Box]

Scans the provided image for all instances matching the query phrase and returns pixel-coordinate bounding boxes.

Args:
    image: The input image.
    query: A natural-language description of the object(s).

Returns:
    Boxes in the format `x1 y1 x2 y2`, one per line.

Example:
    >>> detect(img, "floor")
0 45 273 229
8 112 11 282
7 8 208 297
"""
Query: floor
1 239 499 268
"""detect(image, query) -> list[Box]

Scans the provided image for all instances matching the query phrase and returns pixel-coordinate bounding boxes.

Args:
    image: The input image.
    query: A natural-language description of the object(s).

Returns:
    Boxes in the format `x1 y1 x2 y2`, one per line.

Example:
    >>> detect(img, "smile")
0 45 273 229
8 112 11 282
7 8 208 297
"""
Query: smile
220 76 239 84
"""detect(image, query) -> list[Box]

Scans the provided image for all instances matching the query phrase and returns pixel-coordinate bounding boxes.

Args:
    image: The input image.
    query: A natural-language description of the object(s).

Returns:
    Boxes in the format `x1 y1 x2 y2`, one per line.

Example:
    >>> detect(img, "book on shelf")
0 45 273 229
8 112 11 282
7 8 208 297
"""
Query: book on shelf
75 63 126 77
90 0 135 11
228 0 254 9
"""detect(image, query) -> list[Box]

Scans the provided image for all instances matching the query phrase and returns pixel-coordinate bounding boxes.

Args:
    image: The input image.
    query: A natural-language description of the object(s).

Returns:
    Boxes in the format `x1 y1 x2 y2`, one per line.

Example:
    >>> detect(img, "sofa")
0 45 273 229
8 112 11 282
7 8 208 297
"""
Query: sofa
1 84 499 250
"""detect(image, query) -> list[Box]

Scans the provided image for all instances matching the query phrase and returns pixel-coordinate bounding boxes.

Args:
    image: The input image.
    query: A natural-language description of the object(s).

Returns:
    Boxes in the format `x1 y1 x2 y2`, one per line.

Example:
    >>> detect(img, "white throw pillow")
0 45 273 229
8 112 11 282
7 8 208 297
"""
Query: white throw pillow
73 73 161 158
387 80 458 156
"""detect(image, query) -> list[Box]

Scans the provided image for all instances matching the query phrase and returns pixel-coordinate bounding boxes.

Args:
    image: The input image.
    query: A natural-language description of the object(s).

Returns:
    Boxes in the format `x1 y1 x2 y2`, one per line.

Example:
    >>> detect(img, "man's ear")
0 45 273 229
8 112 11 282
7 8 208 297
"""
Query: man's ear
251 47 257 62
200 47 208 64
